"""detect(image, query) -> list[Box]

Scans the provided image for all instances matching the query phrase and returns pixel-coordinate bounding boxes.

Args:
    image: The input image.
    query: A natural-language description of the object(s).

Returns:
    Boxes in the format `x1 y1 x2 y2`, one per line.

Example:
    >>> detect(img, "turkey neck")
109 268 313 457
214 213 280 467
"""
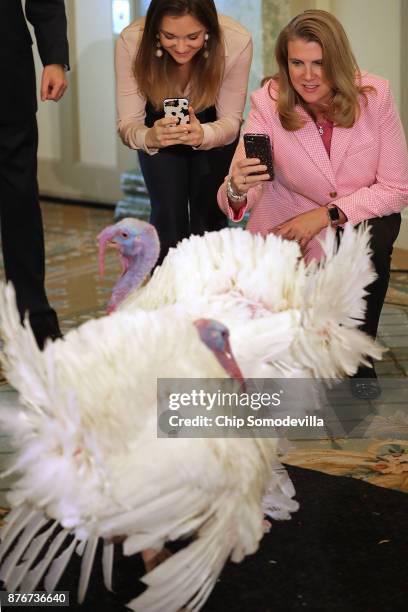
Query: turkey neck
108 248 157 312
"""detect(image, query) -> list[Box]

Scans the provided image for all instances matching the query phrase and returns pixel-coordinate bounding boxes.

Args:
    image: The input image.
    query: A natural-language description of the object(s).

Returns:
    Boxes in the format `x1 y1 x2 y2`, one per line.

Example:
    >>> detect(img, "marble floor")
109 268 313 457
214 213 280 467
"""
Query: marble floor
0 202 408 509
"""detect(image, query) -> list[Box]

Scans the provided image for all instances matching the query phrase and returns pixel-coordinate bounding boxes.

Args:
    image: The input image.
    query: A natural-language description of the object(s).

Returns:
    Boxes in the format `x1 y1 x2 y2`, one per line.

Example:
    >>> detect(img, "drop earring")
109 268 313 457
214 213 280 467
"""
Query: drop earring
155 34 163 58
203 33 209 59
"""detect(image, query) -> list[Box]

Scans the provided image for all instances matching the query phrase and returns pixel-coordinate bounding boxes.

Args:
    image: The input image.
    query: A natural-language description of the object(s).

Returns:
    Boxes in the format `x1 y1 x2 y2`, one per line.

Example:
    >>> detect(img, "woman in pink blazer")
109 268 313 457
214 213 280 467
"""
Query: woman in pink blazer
217 9 408 398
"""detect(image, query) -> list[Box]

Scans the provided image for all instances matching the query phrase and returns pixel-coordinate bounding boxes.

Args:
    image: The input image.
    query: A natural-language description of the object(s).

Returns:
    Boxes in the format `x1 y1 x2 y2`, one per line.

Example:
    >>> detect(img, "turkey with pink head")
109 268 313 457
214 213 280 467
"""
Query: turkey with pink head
98 218 382 380
0 284 292 612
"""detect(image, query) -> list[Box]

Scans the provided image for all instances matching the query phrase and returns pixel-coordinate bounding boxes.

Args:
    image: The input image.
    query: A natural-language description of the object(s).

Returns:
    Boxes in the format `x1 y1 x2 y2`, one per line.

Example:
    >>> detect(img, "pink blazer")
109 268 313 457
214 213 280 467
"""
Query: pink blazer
217 73 408 261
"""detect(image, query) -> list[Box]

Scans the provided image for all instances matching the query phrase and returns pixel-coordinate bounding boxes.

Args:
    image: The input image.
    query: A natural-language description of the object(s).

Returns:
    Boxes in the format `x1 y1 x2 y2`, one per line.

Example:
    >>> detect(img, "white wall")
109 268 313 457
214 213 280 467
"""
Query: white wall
332 0 407 248
332 0 401 110
215 0 264 102
33 0 135 204
73 0 117 167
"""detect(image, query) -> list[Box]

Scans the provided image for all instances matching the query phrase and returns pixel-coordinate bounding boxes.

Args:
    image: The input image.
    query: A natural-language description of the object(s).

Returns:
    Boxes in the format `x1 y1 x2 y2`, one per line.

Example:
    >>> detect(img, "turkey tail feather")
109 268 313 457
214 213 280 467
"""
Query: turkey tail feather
126 507 246 612
0 282 49 409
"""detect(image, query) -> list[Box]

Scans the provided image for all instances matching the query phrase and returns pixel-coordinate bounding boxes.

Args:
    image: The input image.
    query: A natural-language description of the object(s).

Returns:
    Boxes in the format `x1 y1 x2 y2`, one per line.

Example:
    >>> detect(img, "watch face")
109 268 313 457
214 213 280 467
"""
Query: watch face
329 206 340 222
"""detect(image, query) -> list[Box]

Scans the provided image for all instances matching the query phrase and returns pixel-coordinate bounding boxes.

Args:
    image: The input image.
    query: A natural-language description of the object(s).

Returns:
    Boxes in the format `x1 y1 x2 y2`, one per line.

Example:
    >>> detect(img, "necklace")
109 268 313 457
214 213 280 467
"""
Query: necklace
316 122 324 136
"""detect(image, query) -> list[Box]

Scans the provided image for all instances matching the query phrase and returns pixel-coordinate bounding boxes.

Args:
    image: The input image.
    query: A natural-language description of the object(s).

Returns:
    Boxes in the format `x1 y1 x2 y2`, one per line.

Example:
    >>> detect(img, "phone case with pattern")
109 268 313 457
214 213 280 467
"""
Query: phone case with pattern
244 133 274 180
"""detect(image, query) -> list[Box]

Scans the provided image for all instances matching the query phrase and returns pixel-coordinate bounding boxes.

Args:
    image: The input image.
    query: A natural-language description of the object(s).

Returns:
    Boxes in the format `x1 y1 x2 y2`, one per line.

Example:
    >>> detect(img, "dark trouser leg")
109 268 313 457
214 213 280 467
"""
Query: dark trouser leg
138 148 189 264
355 213 401 377
188 141 237 235
0 117 61 348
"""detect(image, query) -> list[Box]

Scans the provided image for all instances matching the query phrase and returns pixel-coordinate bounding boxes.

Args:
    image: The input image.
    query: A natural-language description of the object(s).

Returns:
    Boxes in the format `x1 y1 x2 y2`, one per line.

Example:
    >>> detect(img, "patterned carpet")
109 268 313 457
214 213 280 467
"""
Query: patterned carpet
0 202 407 503
281 248 408 491
387 247 408 306
387 273 408 306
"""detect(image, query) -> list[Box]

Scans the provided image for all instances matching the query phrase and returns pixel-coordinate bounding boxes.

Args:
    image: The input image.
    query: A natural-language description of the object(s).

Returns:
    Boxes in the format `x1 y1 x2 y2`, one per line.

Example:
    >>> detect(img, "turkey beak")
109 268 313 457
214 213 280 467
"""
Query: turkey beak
97 225 118 277
218 337 246 390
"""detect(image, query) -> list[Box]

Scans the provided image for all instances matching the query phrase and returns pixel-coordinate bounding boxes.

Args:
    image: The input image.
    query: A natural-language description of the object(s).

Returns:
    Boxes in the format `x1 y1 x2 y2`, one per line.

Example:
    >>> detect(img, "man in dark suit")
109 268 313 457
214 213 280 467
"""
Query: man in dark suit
0 0 69 349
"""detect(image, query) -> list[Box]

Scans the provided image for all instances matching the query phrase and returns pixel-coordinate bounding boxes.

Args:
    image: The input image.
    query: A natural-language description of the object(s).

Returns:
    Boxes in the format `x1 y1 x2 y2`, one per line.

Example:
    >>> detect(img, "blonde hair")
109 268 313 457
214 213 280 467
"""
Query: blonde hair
272 10 375 130
134 0 225 111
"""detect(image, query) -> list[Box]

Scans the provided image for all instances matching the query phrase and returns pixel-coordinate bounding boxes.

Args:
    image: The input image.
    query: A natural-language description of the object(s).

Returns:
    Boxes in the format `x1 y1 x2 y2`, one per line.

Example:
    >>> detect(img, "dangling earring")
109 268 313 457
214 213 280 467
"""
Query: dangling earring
203 33 209 59
155 33 163 58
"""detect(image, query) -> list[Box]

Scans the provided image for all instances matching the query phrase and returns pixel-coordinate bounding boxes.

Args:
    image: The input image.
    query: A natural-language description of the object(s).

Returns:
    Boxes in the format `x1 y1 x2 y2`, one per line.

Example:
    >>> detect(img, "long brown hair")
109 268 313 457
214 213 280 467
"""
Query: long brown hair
272 10 375 130
134 0 225 111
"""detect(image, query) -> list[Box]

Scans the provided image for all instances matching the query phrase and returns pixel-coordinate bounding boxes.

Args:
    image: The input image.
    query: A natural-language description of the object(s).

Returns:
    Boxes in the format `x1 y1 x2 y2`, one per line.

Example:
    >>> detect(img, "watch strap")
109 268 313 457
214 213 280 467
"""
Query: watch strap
327 204 340 227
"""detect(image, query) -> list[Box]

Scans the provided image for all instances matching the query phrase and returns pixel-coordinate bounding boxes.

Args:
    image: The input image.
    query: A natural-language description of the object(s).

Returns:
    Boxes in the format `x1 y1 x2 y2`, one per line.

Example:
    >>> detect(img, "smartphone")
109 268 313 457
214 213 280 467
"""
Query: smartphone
243 133 274 180
163 98 190 126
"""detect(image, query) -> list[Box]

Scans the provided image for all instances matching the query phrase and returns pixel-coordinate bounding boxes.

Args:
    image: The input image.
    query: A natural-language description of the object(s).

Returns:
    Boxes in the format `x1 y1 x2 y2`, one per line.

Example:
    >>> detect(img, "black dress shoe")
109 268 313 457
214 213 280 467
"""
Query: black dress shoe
29 311 63 350
350 378 382 400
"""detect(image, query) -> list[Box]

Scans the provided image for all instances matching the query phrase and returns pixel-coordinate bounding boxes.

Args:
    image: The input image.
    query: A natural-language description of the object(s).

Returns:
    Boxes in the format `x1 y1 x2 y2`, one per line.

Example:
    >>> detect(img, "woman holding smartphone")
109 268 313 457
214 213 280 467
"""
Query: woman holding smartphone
218 10 408 398
116 0 252 263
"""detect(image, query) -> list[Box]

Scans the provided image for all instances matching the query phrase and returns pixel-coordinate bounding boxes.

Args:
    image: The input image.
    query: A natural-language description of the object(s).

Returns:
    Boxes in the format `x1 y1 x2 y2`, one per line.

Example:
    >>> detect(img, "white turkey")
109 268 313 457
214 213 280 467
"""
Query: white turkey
98 219 382 379
0 287 294 612
0 220 382 610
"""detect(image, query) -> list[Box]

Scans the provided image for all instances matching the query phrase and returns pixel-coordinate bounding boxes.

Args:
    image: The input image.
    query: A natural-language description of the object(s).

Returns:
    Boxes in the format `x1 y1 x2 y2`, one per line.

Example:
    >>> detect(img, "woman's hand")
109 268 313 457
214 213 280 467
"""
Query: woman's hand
230 157 270 196
271 208 329 250
145 116 189 149
178 107 204 147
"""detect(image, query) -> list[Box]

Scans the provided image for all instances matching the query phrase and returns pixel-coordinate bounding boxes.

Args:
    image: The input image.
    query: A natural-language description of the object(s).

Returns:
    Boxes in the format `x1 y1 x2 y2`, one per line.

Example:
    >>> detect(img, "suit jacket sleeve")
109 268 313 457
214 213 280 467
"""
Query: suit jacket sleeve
335 83 408 224
25 0 69 68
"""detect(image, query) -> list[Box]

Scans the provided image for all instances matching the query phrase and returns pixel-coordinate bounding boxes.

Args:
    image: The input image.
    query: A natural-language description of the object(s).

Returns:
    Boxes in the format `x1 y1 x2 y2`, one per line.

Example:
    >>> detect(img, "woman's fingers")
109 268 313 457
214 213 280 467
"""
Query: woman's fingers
161 125 188 136
153 110 204 148
158 116 183 128
188 105 198 123
236 158 269 181
159 135 185 147
231 157 269 193
154 118 188 146
237 157 262 168
244 168 269 182
156 117 188 134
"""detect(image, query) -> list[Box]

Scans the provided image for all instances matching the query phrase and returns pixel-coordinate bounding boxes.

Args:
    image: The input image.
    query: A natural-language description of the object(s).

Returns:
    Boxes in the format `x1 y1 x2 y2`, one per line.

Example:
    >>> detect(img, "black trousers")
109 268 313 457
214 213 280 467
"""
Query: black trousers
138 142 235 264
0 116 60 346
352 213 401 376
358 213 401 338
